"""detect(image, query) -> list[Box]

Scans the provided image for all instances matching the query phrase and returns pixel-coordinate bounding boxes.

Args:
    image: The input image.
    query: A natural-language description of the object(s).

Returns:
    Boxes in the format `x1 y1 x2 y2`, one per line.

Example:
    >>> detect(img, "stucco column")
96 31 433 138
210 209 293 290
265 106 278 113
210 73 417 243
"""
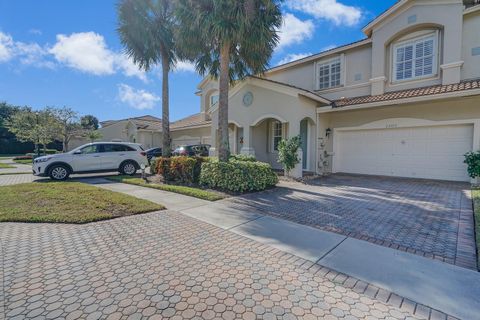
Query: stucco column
240 125 255 156
209 122 218 156
288 121 303 179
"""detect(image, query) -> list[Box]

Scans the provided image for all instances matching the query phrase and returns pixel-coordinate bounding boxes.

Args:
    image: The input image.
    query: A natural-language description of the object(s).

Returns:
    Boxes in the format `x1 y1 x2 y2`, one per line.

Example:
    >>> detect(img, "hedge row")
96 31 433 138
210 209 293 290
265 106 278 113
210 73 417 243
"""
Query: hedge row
199 160 278 193
153 156 278 193
154 156 209 184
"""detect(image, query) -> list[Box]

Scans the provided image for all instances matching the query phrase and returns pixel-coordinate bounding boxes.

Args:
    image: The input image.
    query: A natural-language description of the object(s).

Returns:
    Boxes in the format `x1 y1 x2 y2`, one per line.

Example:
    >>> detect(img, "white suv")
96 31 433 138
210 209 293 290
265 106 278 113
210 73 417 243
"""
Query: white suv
33 142 148 181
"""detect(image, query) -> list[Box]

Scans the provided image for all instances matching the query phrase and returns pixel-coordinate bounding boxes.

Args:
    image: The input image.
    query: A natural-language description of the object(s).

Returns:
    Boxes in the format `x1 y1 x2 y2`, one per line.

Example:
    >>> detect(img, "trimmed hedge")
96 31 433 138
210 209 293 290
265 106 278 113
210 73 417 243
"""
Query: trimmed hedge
229 154 256 162
154 156 209 184
200 160 278 193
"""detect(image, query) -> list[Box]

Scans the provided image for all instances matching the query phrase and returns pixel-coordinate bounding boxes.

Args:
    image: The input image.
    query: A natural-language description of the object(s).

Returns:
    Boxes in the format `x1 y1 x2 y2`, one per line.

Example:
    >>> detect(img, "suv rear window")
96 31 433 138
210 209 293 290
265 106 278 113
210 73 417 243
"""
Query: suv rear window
102 144 136 152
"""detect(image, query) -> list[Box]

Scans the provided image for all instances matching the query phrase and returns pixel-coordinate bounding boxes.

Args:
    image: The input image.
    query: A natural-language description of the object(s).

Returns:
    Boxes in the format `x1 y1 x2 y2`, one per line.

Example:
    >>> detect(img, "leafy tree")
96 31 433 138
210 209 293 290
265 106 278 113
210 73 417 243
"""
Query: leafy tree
176 0 283 161
0 102 19 127
7 108 59 156
80 115 99 130
51 107 82 152
118 0 177 157
277 135 301 176
87 130 103 143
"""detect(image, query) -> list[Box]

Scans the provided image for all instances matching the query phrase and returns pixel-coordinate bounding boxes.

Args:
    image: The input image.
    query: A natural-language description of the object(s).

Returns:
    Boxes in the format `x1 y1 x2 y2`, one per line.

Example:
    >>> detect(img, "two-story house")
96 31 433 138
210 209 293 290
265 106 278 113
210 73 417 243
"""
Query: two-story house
194 0 480 182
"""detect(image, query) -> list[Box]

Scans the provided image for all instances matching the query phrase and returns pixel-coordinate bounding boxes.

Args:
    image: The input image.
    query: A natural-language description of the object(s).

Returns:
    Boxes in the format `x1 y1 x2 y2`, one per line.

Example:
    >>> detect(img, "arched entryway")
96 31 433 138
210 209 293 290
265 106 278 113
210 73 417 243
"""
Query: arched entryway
228 121 242 154
299 117 316 172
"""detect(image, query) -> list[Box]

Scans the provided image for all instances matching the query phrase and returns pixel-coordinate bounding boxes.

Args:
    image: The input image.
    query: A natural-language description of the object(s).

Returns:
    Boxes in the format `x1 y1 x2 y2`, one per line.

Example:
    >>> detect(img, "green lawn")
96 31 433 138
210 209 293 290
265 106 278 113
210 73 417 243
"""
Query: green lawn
472 189 480 269
0 163 15 169
107 176 225 201
13 159 33 164
0 182 164 223
0 172 31 176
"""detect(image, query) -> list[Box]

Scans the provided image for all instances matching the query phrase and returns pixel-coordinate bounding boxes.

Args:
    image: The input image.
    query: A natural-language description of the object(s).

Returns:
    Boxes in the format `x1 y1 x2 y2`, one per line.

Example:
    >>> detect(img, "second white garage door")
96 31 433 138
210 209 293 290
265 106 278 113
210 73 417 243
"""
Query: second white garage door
335 124 473 181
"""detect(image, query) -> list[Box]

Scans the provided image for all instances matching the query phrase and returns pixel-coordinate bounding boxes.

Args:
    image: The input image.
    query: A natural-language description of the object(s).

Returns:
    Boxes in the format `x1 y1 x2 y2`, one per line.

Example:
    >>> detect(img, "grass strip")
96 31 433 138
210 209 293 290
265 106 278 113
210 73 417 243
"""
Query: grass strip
106 176 225 201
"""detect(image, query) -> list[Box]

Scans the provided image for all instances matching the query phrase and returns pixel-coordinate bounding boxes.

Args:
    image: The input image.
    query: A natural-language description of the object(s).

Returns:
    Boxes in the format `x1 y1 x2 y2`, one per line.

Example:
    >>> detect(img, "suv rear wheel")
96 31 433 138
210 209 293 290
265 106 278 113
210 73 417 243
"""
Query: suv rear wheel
49 164 70 181
120 161 138 176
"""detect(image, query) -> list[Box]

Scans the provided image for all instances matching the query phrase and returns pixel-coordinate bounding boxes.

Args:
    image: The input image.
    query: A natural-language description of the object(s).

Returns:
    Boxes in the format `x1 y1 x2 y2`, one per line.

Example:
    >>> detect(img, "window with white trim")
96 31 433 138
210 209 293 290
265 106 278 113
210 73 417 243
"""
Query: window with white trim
316 57 342 90
271 121 282 152
393 33 437 82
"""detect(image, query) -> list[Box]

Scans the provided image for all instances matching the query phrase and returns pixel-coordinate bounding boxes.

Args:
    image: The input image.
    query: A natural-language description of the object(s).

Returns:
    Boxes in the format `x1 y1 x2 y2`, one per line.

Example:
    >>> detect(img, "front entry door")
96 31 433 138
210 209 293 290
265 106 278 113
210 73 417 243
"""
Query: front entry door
300 119 308 170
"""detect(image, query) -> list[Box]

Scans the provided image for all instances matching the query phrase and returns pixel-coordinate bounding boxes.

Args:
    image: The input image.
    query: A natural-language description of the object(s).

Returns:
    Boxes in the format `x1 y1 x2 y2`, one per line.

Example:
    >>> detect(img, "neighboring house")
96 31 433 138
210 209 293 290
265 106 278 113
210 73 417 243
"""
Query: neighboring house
198 0 480 182
99 115 163 149
98 114 211 149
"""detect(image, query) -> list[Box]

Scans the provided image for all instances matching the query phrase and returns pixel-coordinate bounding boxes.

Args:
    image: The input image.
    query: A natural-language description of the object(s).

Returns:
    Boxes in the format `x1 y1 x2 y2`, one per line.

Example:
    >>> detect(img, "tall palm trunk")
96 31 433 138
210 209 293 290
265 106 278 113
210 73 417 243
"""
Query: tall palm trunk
218 42 231 162
161 54 171 157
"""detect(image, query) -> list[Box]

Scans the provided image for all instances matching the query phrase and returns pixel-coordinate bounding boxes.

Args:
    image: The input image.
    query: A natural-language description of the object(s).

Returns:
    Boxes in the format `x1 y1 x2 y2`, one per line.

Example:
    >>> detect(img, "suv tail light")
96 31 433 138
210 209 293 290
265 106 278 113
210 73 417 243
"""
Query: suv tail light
140 151 147 156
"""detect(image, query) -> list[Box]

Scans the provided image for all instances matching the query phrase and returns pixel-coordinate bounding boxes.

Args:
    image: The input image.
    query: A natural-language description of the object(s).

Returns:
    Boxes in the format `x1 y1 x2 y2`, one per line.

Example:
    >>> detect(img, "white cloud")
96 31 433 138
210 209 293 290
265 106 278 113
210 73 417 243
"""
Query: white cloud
0 32 15 62
0 31 146 80
278 52 313 65
115 55 148 82
285 0 363 26
0 31 53 67
50 32 116 75
277 13 315 50
49 32 147 81
16 42 54 68
174 60 196 73
118 84 160 110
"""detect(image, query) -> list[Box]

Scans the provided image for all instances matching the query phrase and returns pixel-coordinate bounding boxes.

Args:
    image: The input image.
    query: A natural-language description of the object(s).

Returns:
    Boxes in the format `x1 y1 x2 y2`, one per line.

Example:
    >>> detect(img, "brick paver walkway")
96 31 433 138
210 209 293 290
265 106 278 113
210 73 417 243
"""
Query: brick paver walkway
0 211 429 320
224 174 477 270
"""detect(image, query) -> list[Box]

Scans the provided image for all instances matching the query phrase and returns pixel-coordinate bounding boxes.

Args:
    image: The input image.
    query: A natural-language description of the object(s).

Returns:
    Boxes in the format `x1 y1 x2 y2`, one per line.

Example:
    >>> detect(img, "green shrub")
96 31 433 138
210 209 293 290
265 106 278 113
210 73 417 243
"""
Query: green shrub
200 160 278 193
229 154 256 162
278 135 301 174
154 156 210 184
464 151 480 178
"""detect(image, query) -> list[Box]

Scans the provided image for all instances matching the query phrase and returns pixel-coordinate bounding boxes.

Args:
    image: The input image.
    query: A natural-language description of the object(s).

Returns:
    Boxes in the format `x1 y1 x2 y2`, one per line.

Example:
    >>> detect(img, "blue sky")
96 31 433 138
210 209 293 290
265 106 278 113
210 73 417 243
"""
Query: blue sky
0 0 397 122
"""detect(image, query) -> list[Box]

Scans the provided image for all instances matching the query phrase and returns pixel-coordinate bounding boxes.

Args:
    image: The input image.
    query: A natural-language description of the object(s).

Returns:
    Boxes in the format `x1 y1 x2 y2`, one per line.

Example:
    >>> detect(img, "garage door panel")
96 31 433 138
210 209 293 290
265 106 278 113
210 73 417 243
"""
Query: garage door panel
336 124 472 182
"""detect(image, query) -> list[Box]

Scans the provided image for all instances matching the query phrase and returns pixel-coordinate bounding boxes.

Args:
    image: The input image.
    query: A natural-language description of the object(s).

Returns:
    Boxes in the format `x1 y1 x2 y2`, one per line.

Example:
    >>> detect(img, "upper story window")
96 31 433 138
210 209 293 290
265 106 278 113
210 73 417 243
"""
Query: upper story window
393 33 438 82
316 56 343 90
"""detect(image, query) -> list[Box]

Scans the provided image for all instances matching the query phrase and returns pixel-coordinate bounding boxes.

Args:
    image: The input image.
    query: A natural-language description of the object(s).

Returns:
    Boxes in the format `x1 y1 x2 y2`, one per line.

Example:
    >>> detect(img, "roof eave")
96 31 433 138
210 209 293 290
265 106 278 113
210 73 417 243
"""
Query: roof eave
362 0 409 37
171 123 211 131
266 39 372 74
317 88 480 113
298 92 331 105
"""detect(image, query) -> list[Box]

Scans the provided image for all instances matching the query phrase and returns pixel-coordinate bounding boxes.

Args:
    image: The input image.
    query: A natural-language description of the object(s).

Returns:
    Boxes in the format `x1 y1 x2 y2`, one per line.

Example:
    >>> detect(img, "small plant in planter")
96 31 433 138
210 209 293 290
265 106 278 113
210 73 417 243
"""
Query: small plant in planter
277 135 301 177
464 151 480 179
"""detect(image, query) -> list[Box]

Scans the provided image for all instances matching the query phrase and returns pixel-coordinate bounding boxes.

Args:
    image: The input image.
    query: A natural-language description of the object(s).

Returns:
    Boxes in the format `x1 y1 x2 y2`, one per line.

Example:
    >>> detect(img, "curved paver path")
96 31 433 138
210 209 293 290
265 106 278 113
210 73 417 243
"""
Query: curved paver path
0 211 425 320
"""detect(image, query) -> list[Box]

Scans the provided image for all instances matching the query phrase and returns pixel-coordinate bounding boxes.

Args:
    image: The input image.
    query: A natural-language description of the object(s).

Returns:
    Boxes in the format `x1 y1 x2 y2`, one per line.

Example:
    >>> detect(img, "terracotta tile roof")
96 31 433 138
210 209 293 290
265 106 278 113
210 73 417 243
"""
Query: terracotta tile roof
100 115 163 131
333 79 480 108
171 113 211 130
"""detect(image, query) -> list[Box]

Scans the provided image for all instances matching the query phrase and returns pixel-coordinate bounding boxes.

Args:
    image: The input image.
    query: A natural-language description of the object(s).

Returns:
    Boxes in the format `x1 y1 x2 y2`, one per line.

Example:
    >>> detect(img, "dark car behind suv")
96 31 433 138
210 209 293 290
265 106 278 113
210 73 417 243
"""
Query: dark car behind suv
145 147 162 163
172 144 210 157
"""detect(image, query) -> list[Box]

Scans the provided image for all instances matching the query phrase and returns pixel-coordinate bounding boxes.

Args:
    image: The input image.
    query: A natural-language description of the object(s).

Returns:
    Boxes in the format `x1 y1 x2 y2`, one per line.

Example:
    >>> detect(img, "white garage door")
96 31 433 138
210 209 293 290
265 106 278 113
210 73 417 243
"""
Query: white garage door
335 124 473 181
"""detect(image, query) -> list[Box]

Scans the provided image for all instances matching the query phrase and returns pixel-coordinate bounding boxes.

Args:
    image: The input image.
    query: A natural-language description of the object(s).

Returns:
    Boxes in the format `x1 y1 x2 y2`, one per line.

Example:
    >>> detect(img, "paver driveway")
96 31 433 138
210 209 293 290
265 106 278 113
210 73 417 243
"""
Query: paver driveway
0 211 427 320
223 174 477 270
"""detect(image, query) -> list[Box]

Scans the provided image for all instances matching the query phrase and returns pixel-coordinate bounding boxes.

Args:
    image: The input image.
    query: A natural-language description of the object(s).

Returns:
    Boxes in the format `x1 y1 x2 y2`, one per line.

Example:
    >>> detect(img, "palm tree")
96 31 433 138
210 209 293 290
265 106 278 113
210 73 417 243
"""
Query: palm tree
117 0 177 157
176 0 283 162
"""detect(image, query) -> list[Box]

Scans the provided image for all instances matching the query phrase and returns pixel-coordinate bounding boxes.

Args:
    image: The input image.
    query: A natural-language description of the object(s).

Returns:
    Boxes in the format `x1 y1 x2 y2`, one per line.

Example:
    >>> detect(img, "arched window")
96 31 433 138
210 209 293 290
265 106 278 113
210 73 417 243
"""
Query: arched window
392 31 439 82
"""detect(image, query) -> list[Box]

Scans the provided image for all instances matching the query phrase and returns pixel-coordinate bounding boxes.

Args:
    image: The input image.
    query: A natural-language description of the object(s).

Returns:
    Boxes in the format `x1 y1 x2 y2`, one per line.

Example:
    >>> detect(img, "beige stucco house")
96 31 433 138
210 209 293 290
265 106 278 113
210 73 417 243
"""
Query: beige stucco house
201 0 480 182
101 0 480 182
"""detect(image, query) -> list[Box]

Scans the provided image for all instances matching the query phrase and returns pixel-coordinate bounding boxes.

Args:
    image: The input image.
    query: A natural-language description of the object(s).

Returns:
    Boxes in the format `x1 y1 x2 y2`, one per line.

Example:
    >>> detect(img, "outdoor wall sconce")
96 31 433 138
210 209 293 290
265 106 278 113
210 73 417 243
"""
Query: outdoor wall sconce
240 137 244 144
325 128 332 138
